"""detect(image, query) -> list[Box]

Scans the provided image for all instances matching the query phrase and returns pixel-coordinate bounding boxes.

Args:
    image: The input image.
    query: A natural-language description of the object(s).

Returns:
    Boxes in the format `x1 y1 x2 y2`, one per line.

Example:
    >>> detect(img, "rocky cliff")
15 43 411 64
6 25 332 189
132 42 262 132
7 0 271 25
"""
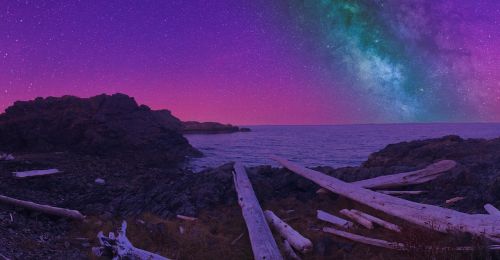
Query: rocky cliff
0 93 200 164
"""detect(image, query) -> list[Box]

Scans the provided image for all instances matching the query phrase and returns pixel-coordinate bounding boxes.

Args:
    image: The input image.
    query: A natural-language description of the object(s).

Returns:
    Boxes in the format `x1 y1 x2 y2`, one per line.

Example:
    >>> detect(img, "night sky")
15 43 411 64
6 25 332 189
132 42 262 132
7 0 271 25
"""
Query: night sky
1 0 499 124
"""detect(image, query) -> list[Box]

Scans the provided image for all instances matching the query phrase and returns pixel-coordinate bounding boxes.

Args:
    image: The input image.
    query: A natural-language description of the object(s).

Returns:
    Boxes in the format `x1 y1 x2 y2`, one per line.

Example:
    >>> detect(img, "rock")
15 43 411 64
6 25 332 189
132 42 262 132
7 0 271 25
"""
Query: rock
0 94 200 164
94 178 105 185
181 121 250 134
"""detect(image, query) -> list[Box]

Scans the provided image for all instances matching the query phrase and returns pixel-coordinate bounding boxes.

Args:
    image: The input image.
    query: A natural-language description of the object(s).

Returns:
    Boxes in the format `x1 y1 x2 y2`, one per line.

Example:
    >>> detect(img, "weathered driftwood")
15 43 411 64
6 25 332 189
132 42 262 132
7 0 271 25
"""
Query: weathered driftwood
233 163 283 260
93 221 169 259
278 239 301 260
176 214 197 221
350 209 401 232
376 190 427 195
272 157 500 242
339 209 374 229
12 169 60 178
264 210 313 253
352 160 456 189
323 227 404 250
323 227 500 251
0 253 11 260
0 195 84 220
446 197 465 204
231 232 245 245
484 204 500 216
317 210 353 229
0 153 14 161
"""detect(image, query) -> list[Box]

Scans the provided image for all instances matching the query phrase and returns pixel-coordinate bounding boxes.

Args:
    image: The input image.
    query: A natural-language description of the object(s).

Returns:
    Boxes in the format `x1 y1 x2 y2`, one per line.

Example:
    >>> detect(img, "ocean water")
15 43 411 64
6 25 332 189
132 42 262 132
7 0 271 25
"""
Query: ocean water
185 123 500 171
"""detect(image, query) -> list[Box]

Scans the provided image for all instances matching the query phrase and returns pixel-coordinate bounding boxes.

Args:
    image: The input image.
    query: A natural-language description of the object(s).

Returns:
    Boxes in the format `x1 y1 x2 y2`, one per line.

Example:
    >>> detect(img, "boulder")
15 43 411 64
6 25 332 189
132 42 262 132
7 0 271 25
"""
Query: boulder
0 93 200 164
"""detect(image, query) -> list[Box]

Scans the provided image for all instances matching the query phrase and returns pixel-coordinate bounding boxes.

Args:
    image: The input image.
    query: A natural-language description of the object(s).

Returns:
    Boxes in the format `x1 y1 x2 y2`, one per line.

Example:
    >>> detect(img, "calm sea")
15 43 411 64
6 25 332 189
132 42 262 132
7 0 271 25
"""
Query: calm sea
185 123 500 171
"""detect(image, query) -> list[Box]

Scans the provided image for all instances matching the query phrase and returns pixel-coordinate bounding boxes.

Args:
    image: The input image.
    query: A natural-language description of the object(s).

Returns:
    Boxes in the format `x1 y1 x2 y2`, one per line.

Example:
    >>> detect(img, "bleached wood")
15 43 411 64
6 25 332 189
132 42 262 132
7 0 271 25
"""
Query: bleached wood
350 209 401 232
0 153 14 161
352 160 456 189
0 194 84 220
231 232 245 245
323 227 500 251
176 214 197 221
339 209 374 229
12 169 60 178
264 210 313 253
272 156 500 242
446 197 465 204
278 239 301 260
93 221 169 259
323 227 404 250
233 163 283 260
376 190 427 195
317 210 353 229
484 204 500 216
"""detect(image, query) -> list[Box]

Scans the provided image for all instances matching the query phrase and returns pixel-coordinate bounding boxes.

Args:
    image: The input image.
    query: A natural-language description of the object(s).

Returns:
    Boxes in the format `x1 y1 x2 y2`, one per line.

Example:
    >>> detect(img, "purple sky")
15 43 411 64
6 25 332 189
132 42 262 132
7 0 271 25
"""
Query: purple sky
1 0 499 124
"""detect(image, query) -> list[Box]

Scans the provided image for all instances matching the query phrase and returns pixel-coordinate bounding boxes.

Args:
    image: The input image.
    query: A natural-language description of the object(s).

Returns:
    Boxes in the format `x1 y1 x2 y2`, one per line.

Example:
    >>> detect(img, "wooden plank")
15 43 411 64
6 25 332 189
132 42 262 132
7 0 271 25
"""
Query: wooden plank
272 156 500 242
317 210 353 229
233 162 283 260
350 209 401 232
12 169 61 178
339 209 374 229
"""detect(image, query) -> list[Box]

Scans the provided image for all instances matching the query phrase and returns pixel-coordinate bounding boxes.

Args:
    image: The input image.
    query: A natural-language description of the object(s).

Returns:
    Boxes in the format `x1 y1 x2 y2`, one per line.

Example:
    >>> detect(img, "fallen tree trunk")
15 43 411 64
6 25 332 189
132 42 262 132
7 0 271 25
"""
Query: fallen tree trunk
264 210 313 253
339 209 373 229
12 169 60 178
350 209 401 232
323 227 500 251
0 195 84 220
272 157 500 242
484 204 500 216
317 210 353 229
376 190 427 195
93 221 170 259
352 160 456 189
233 163 283 260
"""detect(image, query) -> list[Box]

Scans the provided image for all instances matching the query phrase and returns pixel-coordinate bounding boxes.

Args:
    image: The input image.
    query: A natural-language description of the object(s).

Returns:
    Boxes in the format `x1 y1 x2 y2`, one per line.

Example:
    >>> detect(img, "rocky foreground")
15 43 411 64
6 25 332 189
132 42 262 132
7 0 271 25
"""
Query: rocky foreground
0 95 499 259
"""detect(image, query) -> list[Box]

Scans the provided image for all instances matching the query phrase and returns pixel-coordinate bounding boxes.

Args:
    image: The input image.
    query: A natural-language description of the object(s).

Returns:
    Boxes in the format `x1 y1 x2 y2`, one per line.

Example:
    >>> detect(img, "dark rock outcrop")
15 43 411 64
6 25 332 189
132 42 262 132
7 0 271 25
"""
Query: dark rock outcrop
0 93 200 164
182 121 250 134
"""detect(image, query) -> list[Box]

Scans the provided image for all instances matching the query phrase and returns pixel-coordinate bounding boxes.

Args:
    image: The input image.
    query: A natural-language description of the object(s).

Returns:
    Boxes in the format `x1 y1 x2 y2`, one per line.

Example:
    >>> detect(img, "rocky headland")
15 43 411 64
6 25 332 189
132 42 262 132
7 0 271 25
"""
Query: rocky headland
182 121 250 134
0 94 499 259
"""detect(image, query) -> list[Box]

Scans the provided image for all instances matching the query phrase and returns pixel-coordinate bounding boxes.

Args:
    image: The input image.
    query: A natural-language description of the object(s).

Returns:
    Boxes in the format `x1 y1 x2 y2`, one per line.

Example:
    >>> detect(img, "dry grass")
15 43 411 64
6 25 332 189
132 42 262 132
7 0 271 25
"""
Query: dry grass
70 195 499 260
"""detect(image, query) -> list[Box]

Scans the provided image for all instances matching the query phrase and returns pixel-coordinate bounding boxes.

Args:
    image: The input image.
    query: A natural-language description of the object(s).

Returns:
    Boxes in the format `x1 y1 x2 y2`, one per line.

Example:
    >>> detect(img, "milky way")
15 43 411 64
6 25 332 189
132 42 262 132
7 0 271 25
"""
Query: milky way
289 0 500 122
0 0 499 124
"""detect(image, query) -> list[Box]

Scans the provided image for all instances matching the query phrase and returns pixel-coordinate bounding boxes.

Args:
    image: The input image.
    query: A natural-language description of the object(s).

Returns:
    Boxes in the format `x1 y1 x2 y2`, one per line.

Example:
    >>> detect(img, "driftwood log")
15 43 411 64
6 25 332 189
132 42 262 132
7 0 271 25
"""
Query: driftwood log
264 210 313 253
0 194 84 220
93 221 169 259
317 210 353 229
323 227 500 251
339 209 373 229
278 239 301 260
376 190 427 195
0 153 14 161
12 169 60 178
272 157 500 242
350 209 401 232
233 163 283 260
484 204 500 216
352 160 456 189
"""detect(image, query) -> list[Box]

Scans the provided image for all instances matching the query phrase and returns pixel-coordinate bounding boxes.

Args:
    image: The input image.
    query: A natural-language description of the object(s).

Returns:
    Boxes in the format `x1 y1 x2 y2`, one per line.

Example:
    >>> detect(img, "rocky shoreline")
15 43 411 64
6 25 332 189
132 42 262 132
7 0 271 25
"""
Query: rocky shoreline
0 95 499 259
0 135 499 259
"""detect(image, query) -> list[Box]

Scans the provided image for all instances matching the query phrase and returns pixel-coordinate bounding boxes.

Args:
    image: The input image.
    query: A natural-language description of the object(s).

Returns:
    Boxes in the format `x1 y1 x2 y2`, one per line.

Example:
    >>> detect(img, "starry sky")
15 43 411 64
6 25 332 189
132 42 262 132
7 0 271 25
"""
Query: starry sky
1 0 499 124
